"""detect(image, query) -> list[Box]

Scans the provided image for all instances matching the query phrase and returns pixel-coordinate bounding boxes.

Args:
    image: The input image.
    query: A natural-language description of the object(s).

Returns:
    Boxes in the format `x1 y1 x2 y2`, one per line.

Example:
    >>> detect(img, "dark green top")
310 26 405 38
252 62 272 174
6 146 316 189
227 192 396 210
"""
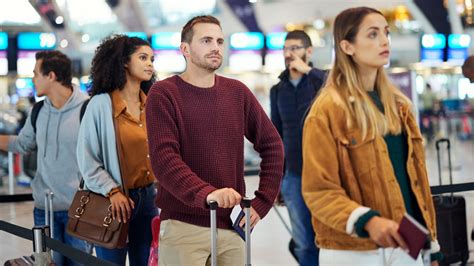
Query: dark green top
356 91 441 261
367 90 423 220
355 91 424 237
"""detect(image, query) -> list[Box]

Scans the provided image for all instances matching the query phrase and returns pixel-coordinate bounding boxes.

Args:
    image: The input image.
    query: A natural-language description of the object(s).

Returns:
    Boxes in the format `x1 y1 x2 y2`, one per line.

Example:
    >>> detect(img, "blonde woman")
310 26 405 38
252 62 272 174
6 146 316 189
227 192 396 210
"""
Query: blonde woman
302 7 441 265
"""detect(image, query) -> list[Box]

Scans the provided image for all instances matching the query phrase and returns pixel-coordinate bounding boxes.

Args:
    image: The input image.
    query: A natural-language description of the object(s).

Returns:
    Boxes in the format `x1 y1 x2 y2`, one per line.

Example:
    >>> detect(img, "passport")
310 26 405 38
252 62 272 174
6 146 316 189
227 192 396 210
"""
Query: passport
397 213 430 260
230 205 253 241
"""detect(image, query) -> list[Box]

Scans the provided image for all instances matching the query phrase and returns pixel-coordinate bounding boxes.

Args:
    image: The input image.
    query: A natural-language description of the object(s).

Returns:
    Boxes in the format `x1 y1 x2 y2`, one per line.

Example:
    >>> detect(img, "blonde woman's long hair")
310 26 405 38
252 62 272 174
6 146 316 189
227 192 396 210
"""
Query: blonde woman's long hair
328 7 411 139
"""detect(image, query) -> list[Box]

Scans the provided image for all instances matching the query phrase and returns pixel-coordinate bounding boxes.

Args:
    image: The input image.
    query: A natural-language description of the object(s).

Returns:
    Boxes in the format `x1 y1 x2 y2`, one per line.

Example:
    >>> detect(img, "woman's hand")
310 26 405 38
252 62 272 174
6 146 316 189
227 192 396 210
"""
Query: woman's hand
364 216 408 250
109 191 135 223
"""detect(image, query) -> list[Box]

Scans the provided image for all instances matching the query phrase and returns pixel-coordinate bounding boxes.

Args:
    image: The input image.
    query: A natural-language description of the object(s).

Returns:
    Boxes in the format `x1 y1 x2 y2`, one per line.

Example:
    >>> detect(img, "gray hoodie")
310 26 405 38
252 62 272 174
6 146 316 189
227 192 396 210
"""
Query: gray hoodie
8 86 89 211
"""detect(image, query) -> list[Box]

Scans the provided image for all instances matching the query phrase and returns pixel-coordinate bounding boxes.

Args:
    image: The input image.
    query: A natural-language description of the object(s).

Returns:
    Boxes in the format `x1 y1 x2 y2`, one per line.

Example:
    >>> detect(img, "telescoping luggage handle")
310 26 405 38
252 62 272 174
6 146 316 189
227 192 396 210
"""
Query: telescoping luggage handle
209 201 218 266
435 138 456 202
209 198 252 266
44 190 54 239
243 198 251 266
435 138 453 187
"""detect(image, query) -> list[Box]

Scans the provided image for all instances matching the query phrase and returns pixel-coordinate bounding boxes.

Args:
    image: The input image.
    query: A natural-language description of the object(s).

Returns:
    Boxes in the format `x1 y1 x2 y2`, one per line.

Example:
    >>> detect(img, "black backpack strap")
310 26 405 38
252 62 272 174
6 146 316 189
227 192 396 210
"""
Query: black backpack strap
30 100 44 134
79 99 90 122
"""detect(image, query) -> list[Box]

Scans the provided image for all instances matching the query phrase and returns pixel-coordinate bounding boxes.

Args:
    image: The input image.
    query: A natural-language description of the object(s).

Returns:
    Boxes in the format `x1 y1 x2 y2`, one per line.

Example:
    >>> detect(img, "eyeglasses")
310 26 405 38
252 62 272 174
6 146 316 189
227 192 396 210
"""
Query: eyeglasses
283 45 306 52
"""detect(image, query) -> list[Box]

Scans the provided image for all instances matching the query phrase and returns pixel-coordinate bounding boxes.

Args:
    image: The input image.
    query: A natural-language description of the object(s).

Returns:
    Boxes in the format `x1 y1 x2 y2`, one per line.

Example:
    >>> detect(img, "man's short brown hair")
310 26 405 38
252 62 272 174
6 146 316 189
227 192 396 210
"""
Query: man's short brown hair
35 50 72 88
181 15 221 43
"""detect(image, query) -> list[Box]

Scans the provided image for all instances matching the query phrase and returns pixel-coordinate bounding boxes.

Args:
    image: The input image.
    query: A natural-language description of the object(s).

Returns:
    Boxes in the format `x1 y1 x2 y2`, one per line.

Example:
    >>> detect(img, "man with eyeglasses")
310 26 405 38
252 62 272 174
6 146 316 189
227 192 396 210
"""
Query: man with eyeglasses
270 30 325 266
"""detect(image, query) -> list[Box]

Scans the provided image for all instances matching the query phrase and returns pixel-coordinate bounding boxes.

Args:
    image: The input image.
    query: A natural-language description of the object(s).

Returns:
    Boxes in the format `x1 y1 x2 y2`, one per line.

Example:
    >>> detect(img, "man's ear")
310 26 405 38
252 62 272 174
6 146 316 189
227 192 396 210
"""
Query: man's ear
340 40 354 56
47 71 56 82
306 46 314 59
180 42 190 57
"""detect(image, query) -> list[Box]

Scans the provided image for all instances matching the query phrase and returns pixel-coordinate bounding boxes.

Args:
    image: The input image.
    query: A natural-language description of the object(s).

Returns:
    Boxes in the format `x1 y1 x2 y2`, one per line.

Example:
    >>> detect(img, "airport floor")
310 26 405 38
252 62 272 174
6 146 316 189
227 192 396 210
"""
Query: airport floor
2 137 474 265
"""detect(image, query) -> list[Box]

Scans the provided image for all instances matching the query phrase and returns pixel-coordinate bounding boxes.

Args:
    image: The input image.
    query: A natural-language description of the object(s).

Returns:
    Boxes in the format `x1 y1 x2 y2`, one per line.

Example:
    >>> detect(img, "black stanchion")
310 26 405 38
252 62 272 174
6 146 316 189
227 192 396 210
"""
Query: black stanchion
0 220 116 266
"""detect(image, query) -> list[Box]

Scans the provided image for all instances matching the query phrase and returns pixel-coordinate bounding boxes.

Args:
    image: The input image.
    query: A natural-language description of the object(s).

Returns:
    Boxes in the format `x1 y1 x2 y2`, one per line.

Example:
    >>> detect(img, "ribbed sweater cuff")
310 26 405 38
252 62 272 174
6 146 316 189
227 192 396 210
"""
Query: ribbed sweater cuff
195 185 218 209
251 197 272 219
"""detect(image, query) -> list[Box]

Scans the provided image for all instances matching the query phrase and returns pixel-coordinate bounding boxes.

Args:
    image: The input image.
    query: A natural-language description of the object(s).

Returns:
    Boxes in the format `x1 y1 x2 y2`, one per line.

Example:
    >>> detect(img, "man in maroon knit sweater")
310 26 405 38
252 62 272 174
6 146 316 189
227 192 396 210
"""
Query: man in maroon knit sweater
145 15 284 264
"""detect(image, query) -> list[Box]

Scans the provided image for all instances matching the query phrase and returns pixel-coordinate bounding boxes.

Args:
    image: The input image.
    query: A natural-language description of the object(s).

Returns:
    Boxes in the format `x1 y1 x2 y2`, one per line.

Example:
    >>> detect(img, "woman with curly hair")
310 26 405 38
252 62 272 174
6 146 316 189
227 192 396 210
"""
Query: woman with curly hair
76 35 158 265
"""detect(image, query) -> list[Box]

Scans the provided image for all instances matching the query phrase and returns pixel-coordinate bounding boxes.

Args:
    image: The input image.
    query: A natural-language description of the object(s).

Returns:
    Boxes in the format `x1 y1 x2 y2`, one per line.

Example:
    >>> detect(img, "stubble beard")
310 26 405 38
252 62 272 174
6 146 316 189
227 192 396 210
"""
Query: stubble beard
191 55 222 72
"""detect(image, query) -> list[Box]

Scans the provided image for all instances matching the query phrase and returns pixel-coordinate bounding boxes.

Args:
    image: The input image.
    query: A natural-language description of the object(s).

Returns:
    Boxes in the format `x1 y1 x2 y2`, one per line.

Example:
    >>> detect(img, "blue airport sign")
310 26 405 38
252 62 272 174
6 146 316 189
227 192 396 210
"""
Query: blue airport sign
266 32 287 50
448 34 471 49
18 32 56 50
125 32 148 41
0 32 8 50
151 32 180 50
421 34 446 49
230 32 264 50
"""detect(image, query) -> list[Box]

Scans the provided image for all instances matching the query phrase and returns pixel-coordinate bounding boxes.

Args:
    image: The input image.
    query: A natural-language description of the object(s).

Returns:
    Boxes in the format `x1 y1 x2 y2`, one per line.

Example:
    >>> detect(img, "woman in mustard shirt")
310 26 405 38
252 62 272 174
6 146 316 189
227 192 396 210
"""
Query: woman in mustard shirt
77 35 158 265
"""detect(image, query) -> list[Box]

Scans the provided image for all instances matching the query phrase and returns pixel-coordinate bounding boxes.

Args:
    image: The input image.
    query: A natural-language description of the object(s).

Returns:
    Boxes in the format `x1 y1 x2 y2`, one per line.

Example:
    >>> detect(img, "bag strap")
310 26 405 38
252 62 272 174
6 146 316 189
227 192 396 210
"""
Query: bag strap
78 96 128 197
32 99 89 134
111 95 129 197
30 100 45 134
79 99 90 122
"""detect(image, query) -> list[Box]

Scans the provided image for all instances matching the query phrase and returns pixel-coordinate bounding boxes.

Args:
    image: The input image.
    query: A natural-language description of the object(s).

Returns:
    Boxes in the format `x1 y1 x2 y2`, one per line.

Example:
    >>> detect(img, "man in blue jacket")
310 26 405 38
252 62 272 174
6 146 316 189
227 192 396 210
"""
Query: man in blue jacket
270 30 325 266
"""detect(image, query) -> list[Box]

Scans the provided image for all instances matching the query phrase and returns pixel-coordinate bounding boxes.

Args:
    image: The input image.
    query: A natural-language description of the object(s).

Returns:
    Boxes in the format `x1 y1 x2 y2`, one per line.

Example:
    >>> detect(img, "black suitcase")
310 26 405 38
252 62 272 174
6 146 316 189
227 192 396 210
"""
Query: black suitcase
433 138 469 266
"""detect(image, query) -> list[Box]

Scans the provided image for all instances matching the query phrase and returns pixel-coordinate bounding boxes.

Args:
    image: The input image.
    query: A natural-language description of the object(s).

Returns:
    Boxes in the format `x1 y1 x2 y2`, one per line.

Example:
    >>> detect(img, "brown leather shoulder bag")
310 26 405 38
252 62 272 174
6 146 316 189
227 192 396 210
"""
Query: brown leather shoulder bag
67 97 129 249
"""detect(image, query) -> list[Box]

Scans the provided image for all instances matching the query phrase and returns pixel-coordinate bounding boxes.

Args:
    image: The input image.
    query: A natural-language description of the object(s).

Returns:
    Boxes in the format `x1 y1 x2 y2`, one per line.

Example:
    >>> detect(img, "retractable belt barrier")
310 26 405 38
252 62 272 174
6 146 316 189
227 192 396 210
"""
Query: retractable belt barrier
0 220 116 266
0 193 33 203
430 182 474 195
0 168 260 203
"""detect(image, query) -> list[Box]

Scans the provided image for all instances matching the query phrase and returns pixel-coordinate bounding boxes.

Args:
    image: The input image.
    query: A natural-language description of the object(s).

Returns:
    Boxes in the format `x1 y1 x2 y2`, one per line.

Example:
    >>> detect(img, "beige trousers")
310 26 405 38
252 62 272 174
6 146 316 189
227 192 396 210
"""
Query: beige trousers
158 219 245 266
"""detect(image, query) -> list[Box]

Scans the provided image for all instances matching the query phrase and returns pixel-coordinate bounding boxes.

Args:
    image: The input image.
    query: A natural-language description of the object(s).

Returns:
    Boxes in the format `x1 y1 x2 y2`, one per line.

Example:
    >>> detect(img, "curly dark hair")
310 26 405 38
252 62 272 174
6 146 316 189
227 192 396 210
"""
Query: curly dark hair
88 35 156 96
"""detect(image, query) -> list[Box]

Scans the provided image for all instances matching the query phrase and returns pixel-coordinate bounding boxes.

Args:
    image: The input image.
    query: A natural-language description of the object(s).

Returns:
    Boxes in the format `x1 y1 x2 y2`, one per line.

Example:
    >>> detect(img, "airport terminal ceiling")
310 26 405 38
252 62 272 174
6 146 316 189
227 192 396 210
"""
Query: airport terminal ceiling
1 0 409 50
1 0 474 71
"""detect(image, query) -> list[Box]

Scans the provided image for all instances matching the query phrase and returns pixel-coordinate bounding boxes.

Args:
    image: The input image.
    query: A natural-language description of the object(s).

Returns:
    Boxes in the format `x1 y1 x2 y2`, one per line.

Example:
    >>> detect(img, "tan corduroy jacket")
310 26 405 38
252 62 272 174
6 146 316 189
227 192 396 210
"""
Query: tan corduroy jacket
302 88 438 251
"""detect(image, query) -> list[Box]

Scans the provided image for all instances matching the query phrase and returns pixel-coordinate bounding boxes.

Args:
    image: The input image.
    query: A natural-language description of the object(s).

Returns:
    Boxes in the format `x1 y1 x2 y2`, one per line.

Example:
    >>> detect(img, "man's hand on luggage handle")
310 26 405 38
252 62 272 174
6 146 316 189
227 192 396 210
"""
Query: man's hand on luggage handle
239 207 261 230
206 188 242 208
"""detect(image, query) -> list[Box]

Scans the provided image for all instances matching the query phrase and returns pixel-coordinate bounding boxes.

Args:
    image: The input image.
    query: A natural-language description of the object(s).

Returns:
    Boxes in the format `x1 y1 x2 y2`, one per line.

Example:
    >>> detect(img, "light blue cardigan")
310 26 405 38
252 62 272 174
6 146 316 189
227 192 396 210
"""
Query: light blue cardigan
76 93 122 196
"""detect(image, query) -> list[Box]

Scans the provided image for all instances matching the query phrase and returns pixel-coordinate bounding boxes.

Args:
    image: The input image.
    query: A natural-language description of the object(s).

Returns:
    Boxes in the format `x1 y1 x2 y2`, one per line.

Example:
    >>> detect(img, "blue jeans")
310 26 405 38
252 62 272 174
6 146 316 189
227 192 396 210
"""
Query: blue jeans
33 208 92 266
95 183 159 266
281 172 319 266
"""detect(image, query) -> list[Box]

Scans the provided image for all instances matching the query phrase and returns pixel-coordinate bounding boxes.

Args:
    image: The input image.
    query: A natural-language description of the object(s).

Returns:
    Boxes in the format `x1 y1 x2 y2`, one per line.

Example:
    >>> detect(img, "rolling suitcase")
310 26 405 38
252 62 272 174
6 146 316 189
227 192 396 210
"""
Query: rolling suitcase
209 198 252 266
4 192 55 265
433 138 469 266
3 255 35 266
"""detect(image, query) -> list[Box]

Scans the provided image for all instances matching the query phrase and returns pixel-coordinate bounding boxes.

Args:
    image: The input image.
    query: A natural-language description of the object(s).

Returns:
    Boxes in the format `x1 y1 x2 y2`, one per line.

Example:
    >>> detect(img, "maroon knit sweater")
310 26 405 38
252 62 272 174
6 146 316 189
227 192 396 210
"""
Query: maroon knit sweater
145 75 284 229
